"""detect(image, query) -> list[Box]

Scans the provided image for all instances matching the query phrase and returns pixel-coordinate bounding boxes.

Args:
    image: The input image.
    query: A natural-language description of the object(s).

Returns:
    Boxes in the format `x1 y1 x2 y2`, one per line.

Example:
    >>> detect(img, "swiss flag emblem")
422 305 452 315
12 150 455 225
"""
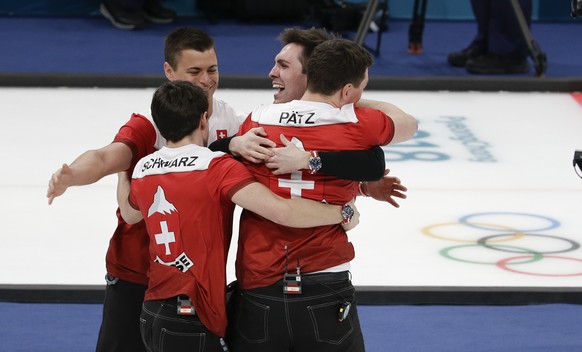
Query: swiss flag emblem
216 129 228 140
147 186 182 261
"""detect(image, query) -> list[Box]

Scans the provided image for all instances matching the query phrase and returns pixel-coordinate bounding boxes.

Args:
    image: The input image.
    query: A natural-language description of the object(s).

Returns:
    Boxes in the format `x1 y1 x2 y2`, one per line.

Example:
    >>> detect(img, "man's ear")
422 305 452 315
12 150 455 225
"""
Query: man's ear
163 62 174 81
340 83 353 103
199 111 209 130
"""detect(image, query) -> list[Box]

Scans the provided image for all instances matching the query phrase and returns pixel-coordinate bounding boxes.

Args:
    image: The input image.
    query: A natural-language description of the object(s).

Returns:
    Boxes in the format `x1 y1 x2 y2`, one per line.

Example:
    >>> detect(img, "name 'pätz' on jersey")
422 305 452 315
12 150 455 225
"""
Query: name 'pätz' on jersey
279 111 316 125
253 101 360 127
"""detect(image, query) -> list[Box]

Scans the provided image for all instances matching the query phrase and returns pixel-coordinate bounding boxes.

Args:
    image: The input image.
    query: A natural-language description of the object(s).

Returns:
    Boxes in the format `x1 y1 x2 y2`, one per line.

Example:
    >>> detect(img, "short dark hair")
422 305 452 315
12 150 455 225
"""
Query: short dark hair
164 27 215 70
278 27 332 74
306 38 373 96
151 80 209 143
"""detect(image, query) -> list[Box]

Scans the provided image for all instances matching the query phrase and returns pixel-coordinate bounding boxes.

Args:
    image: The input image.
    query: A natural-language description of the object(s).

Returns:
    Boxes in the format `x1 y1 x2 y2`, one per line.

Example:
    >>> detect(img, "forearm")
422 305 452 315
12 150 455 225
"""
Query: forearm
268 145 385 181
116 173 142 224
319 146 385 181
119 200 142 224
233 183 343 228
69 143 133 186
276 198 343 228
68 150 115 185
356 99 407 118
208 136 234 154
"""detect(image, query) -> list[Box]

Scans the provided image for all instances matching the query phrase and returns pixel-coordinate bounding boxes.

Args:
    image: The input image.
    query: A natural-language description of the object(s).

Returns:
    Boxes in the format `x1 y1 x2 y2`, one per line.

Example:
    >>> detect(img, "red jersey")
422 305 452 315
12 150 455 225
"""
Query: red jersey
129 144 255 337
235 100 395 289
109 113 161 285
107 100 243 285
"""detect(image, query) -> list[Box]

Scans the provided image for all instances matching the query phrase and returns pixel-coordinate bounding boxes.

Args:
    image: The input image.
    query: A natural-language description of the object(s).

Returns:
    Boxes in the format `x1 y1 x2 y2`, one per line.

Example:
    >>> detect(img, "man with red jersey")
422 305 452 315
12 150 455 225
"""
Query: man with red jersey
46 27 245 352
47 25 390 351
214 27 410 207
116 80 358 352
226 39 418 352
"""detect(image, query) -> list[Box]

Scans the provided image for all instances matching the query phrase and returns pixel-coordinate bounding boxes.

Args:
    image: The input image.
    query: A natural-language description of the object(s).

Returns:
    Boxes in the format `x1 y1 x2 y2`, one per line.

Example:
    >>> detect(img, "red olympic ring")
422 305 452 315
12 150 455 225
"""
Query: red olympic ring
497 256 582 277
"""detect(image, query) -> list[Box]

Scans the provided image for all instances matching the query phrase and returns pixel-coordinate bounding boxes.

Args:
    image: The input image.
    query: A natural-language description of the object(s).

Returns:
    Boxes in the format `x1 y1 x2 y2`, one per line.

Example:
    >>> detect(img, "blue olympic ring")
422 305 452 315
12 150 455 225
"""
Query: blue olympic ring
458 212 560 232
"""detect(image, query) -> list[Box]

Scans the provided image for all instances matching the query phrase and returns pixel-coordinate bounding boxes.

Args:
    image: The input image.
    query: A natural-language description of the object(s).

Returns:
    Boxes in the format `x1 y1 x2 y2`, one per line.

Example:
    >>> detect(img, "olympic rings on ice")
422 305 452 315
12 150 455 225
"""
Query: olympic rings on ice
421 212 582 277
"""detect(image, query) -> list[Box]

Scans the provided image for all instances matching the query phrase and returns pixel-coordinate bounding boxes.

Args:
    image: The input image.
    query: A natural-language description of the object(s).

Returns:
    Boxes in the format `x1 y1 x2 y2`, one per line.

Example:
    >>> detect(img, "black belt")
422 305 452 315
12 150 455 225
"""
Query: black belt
148 295 196 316
301 271 350 285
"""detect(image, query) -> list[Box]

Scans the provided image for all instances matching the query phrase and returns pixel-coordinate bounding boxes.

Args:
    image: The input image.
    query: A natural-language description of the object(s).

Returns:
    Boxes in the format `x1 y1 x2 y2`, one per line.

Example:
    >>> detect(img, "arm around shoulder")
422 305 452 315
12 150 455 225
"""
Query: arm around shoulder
357 99 418 144
231 182 344 228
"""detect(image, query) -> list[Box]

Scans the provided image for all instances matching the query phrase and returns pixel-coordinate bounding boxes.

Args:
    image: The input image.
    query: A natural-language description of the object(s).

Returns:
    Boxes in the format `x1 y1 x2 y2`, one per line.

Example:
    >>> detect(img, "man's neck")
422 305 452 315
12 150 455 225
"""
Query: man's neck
301 91 341 108
167 133 204 149
208 98 214 119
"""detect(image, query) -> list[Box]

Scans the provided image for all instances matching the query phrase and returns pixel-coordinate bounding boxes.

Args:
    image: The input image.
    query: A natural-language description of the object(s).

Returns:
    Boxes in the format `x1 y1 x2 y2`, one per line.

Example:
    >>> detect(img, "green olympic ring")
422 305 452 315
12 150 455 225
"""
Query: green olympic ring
440 244 544 265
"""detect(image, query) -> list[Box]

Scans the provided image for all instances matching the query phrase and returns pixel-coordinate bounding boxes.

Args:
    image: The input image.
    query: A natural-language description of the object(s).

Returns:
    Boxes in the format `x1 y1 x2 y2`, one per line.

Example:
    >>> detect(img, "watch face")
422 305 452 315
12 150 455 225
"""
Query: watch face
342 204 354 222
309 156 322 172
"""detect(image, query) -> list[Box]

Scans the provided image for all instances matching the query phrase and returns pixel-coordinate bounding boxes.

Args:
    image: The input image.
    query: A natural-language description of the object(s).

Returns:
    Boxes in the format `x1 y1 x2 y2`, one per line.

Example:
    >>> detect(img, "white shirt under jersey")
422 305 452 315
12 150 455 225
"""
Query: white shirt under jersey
140 97 246 150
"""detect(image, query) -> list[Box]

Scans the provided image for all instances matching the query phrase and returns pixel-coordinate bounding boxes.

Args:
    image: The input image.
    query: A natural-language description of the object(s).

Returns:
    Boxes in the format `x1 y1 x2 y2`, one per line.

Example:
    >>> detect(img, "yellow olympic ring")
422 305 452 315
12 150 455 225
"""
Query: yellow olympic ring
421 222 524 243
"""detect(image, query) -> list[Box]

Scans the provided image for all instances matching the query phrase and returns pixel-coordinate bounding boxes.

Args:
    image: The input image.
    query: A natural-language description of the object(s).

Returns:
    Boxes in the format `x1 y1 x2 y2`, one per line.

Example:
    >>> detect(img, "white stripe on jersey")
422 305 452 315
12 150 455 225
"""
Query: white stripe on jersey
133 144 225 179
138 109 167 151
138 97 245 148
251 100 359 127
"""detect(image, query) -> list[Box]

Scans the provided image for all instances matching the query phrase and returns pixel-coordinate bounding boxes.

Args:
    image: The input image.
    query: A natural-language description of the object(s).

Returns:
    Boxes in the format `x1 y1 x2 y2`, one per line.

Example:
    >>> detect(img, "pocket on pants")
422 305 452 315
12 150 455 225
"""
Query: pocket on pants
159 328 206 351
139 315 152 349
307 301 354 344
236 293 270 343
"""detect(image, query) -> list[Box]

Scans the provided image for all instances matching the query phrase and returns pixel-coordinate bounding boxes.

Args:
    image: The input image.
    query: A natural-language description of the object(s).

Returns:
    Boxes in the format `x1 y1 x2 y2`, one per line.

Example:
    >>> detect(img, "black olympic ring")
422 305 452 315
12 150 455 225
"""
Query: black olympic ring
477 233 580 255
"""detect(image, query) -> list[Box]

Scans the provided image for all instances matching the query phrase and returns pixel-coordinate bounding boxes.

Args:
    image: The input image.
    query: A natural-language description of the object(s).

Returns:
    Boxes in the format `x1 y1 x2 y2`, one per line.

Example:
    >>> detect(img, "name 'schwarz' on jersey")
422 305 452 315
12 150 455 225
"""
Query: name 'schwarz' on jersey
141 156 198 172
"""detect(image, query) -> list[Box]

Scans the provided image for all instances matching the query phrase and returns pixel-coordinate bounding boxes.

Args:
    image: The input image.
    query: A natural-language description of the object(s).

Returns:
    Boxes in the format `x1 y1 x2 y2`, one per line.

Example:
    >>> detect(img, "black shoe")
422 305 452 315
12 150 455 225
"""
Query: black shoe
100 1 146 30
143 0 176 24
447 47 483 67
466 54 530 74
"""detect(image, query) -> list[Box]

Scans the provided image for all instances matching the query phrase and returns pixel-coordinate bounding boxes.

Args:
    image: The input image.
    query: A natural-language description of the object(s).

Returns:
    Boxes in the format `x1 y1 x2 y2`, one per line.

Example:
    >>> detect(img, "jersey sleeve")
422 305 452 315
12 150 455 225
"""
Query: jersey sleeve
113 113 158 169
207 155 256 202
354 107 395 146
236 113 255 137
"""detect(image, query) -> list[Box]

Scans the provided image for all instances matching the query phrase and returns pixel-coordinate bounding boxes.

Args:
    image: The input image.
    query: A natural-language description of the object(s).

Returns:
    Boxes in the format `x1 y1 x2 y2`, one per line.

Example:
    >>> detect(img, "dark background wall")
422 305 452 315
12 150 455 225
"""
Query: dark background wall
0 0 574 21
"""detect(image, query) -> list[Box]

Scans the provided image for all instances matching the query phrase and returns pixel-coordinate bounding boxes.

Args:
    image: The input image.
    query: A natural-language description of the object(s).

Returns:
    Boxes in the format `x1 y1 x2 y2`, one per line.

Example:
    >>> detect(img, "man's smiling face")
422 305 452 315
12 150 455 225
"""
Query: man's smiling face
268 43 308 104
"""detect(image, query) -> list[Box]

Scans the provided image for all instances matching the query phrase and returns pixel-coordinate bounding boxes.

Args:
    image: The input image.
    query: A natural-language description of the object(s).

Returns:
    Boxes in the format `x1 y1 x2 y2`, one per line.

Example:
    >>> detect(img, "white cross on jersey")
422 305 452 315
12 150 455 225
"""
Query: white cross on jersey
155 221 175 255
217 129 227 139
278 137 314 198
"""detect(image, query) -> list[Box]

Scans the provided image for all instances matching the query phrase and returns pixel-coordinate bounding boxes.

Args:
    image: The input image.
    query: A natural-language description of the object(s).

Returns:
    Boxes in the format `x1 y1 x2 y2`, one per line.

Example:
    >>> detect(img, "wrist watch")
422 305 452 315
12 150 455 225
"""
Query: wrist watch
341 203 355 224
308 150 322 174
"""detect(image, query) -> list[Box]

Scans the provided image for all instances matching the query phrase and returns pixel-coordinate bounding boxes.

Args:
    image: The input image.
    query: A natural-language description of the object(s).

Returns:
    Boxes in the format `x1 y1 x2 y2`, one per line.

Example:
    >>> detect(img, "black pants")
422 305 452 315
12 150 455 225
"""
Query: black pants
140 298 227 352
226 271 365 352
96 275 148 352
470 0 532 58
